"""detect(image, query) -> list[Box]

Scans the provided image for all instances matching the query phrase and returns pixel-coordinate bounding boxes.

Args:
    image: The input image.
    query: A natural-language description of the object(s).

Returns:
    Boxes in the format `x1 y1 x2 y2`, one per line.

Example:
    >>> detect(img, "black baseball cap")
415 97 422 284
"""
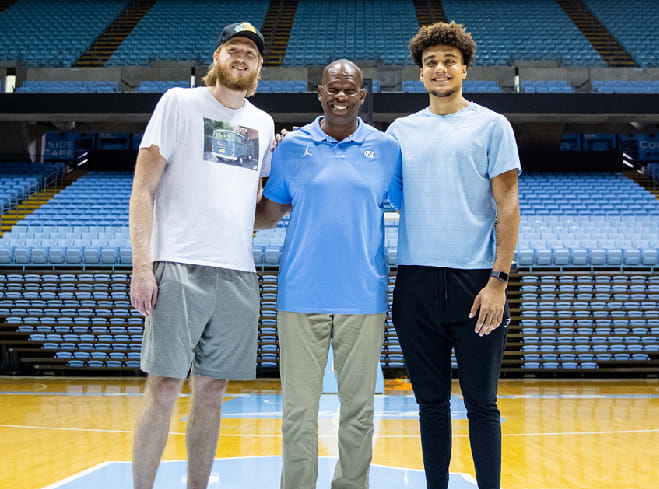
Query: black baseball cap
217 22 265 55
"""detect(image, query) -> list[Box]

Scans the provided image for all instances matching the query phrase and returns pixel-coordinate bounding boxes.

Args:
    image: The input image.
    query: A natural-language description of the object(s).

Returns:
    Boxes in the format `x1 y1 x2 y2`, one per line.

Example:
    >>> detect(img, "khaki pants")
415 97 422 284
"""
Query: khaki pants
277 311 385 489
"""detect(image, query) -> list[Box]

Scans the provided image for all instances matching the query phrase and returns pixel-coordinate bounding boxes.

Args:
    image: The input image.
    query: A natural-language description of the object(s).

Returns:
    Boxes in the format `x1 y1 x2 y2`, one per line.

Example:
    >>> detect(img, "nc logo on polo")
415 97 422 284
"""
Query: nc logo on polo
364 150 375 159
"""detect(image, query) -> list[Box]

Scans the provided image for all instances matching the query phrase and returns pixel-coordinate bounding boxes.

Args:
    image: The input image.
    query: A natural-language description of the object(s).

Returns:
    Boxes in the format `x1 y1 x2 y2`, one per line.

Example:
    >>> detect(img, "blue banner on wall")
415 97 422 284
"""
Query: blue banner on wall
637 134 659 162
43 132 76 160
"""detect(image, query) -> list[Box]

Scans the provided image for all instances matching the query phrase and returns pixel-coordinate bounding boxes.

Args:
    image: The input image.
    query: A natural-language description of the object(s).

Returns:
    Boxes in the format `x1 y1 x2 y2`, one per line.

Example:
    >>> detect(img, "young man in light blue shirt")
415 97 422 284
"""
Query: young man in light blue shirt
255 59 402 489
386 22 521 489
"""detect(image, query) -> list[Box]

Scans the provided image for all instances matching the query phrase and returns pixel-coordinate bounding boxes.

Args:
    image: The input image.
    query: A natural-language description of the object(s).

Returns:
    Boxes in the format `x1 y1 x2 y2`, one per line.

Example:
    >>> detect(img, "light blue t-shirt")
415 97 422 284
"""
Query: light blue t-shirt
386 102 521 269
264 117 402 314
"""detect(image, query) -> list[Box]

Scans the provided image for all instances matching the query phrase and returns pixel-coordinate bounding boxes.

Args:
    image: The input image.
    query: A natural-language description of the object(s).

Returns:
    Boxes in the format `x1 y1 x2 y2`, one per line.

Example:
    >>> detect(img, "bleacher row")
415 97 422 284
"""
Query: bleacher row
0 270 446 371
255 173 659 268
1 0 658 68
16 80 659 93
443 0 604 67
16 79 659 94
0 172 131 265
107 0 270 66
401 80 503 93
510 272 659 370
584 0 659 68
0 271 290 370
0 0 128 66
0 167 656 374
591 80 659 93
0 163 65 214
283 0 418 66
2 269 657 373
0 172 656 267
17 81 120 93
0 271 141 369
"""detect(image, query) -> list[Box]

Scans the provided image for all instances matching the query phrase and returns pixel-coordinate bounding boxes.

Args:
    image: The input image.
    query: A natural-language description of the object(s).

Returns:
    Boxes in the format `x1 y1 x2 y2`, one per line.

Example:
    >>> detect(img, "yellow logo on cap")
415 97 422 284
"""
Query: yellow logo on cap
235 22 257 34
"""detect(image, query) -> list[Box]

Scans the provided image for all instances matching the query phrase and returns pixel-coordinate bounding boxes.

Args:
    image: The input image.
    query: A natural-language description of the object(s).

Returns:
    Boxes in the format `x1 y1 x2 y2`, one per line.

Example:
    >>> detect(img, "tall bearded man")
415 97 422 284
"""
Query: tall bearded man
129 22 274 489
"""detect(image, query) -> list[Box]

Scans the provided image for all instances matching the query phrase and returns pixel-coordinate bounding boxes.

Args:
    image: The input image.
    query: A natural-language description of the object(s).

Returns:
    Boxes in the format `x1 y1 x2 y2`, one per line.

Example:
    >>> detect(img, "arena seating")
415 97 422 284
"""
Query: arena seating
0 270 289 371
583 0 659 67
0 0 129 66
441 0 605 66
17 81 119 93
255 173 659 270
283 0 419 66
516 173 659 267
0 169 657 374
0 172 131 265
0 163 65 214
513 272 659 370
0 271 142 369
592 80 659 93
648 164 659 182
402 80 502 93
0 0 653 71
522 80 574 93
136 80 189 92
106 0 269 66
257 80 307 93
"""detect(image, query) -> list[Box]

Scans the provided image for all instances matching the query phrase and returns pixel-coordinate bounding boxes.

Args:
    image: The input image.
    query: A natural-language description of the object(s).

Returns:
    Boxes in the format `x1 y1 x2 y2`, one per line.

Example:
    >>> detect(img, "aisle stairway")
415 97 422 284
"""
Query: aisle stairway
74 0 158 67
0 171 84 236
625 171 659 200
261 0 298 66
556 0 636 67
0 0 18 14
412 0 447 26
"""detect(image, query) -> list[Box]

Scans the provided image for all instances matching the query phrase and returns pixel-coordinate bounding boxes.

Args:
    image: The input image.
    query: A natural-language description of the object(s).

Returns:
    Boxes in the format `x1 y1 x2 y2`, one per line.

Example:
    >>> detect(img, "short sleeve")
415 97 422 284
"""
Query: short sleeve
139 89 182 162
262 144 292 204
386 141 403 209
260 120 275 177
384 121 398 140
487 115 522 178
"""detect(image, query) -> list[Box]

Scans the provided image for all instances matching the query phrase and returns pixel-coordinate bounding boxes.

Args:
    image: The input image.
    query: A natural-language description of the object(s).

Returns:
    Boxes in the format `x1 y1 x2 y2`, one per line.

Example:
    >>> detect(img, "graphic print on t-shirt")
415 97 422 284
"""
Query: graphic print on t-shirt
203 117 260 171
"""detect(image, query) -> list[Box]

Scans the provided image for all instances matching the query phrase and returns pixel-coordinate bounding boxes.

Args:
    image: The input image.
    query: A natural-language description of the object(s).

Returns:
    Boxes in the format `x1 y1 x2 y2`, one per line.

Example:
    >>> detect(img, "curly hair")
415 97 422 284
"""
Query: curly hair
409 21 477 68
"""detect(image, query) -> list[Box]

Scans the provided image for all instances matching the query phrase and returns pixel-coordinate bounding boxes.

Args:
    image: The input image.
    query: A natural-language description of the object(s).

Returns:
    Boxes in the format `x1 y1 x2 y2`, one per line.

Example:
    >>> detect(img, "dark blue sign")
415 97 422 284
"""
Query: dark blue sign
44 132 76 160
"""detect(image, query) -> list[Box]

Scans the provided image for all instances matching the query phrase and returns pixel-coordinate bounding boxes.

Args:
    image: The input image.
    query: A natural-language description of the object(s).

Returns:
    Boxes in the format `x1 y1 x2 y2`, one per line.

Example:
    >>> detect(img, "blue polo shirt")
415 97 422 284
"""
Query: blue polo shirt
386 103 521 269
263 117 402 314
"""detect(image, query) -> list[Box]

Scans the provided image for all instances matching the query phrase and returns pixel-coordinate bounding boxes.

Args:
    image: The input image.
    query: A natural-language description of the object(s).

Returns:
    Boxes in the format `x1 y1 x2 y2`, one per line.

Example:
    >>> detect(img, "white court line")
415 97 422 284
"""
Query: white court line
3 423 658 438
41 461 112 489
3 391 659 400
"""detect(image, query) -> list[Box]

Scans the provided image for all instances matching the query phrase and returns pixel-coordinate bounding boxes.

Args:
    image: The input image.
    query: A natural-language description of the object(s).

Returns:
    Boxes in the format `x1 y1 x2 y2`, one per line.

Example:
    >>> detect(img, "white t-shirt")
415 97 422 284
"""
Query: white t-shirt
140 86 274 272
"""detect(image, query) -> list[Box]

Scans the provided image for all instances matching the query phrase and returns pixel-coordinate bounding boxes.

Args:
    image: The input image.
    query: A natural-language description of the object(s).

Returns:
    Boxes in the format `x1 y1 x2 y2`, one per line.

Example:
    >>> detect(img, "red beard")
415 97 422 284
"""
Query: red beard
214 61 258 92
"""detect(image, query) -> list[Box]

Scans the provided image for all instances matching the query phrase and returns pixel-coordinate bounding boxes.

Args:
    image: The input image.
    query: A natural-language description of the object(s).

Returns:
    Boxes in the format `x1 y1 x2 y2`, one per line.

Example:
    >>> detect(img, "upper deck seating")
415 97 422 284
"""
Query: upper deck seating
0 0 129 66
441 0 605 66
584 0 659 67
107 0 269 66
283 0 418 66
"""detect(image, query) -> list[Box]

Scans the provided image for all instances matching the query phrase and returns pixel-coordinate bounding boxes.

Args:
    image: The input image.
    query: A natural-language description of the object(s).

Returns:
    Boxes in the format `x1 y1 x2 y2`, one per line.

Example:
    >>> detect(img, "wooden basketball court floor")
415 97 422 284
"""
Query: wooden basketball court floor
1 377 657 489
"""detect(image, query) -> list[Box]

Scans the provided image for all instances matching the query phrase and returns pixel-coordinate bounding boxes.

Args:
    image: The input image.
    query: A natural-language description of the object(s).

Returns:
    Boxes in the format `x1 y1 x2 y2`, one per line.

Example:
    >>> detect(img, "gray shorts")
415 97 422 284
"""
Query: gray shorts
141 261 260 380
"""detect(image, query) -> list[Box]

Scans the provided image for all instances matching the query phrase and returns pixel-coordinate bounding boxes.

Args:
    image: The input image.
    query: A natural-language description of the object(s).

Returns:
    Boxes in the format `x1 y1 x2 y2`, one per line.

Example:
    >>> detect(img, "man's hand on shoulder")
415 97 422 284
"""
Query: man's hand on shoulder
131 265 158 317
270 126 299 152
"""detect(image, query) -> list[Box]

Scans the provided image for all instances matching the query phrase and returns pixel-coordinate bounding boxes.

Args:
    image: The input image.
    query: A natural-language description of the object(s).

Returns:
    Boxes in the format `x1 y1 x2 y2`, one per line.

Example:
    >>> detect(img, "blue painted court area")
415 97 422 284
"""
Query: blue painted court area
44 456 478 489
216 393 469 419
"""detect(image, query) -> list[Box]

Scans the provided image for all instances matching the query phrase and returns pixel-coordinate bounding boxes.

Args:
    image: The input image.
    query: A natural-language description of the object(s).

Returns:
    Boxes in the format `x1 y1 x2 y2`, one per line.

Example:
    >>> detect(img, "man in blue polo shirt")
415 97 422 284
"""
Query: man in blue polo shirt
386 22 521 489
255 59 401 489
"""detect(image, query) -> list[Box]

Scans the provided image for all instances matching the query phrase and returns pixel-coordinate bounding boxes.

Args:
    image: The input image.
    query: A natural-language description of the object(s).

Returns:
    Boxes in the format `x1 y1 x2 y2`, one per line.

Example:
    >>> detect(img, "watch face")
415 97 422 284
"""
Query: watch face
491 271 508 282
